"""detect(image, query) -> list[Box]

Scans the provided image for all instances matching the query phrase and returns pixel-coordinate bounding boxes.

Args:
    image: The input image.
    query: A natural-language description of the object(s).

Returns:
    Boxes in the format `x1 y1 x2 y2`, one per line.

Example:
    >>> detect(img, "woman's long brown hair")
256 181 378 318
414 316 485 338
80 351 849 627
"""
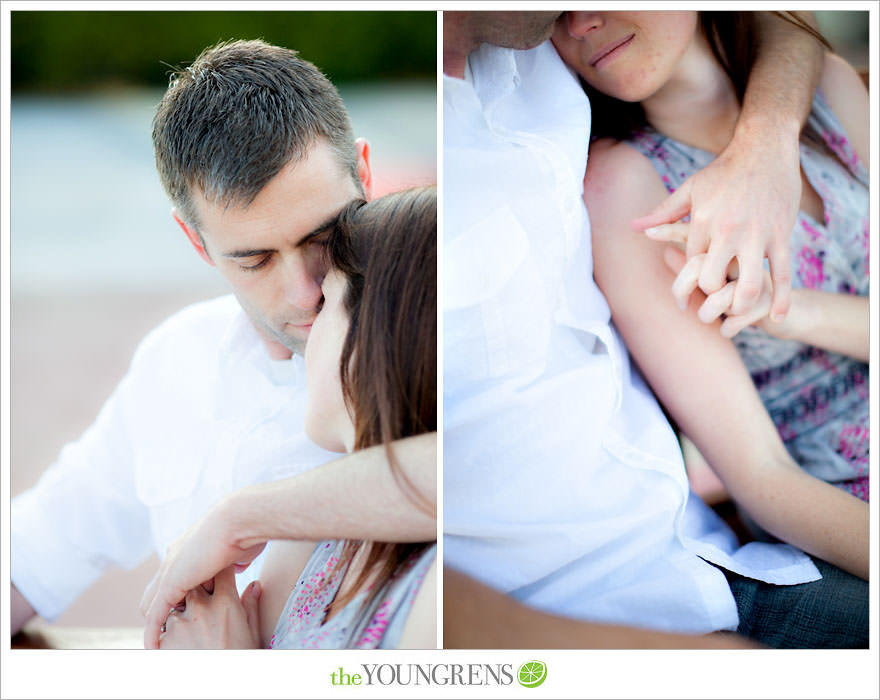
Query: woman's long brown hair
319 185 436 613
586 12 831 141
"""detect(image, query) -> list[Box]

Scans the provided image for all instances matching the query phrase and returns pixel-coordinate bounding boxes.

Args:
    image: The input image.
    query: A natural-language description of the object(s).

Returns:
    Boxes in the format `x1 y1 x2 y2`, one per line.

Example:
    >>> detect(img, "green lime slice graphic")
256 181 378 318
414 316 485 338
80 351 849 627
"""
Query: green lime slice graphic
517 660 547 688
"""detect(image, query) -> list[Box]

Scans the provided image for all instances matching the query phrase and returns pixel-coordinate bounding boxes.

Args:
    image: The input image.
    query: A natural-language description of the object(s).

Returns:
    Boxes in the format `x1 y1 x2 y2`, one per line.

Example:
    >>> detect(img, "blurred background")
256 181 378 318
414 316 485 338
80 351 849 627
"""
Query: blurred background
9 10 436 629
815 10 870 71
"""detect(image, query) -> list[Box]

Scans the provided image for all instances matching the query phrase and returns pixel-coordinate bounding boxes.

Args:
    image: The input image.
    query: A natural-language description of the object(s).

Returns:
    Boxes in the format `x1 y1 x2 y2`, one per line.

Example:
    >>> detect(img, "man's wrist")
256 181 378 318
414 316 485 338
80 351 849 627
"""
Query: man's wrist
732 108 801 157
226 480 303 548
221 487 265 549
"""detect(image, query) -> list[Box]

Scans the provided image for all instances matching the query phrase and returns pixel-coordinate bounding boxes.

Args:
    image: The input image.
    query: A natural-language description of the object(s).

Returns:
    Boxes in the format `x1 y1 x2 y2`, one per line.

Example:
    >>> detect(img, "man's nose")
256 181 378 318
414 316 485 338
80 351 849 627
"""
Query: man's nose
282 256 324 312
566 11 604 38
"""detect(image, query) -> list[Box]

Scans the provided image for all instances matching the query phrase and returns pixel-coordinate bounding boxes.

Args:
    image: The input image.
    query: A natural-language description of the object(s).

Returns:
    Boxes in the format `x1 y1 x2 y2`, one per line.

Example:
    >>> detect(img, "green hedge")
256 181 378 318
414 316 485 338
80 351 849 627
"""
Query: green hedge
12 10 436 91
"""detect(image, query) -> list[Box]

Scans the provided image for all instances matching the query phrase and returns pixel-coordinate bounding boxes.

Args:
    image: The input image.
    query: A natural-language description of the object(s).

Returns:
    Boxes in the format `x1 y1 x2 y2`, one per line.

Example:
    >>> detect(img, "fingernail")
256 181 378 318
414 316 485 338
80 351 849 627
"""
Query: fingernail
251 581 262 598
771 313 784 323
645 226 660 237
678 300 687 311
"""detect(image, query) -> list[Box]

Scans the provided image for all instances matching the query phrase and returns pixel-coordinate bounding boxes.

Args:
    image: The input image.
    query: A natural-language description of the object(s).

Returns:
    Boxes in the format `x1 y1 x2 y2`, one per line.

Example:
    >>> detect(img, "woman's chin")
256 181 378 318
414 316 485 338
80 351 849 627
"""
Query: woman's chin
582 75 651 104
305 424 350 454
307 433 348 454
304 407 357 454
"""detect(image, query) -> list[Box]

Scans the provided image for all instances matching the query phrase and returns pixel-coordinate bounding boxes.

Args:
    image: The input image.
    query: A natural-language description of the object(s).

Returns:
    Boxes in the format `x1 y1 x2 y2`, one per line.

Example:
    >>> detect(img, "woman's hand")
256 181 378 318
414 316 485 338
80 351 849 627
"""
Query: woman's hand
663 248 869 362
662 248 795 339
159 566 262 649
140 494 267 649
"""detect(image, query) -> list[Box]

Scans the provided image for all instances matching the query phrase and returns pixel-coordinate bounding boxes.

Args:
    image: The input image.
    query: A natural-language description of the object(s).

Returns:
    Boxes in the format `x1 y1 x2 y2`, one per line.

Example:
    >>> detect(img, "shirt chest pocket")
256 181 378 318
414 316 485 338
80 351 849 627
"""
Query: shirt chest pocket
445 207 554 381
133 437 213 508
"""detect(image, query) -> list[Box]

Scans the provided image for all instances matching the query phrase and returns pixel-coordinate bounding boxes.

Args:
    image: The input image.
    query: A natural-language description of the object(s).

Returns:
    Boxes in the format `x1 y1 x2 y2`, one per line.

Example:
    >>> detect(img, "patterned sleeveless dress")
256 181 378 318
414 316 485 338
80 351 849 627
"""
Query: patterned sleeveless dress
626 90 869 501
269 540 436 648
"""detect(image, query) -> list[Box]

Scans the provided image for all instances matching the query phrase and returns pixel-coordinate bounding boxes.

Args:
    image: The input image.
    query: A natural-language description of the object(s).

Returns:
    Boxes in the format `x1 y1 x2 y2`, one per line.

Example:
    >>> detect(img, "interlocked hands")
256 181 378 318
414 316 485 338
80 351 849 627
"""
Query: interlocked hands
632 127 801 330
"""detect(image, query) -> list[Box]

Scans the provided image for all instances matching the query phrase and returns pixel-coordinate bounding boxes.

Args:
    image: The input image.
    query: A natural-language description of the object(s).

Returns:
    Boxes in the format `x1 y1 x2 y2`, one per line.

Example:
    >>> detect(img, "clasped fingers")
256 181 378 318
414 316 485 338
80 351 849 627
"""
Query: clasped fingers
663 246 773 337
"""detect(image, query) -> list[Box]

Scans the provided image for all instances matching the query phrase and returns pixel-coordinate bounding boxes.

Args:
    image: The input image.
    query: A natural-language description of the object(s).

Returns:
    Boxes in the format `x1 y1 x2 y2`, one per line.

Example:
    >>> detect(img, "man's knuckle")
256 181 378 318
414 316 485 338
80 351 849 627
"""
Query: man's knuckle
716 221 739 238
772 254 792 271
690 212 712 230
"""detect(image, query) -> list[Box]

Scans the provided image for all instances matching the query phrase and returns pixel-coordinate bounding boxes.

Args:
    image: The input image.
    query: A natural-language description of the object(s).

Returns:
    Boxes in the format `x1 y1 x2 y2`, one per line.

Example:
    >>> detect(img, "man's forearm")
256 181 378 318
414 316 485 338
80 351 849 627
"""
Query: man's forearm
740 12 823 138
229 432 436 548
11 584 37 636
443 569 757 649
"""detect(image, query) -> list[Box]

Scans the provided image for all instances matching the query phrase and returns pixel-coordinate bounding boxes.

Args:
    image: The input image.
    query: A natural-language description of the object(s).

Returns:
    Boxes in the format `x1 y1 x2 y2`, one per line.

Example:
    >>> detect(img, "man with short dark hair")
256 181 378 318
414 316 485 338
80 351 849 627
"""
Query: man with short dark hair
154 40 364 233
151 40 371 361
11 39 435 640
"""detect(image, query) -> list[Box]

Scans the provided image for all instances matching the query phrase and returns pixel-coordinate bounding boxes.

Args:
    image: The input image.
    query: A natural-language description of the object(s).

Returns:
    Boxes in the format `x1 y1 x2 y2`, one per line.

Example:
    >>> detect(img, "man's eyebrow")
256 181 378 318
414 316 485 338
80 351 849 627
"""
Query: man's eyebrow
222 247 274 259
221 215 341 259
295 214 340 248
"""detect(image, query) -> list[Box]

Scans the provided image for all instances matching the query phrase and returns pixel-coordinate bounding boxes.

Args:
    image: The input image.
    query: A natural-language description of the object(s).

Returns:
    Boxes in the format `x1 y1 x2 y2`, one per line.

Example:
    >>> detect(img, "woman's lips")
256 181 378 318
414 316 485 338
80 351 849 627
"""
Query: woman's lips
589 33 635 68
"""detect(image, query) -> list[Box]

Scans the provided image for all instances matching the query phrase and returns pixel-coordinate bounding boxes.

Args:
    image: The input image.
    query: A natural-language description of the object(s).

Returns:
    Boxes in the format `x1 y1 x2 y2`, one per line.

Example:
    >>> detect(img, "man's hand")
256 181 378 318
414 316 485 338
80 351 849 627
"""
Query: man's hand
632 122 800 323
158 566 262 649
631 10 824 324
140 497 266 649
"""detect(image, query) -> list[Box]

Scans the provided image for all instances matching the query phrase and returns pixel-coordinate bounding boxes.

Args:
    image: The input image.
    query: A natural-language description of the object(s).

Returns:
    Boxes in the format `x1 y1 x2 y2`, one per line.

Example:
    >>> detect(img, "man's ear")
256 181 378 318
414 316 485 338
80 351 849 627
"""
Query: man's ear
172 209 214 266
355 138 373 202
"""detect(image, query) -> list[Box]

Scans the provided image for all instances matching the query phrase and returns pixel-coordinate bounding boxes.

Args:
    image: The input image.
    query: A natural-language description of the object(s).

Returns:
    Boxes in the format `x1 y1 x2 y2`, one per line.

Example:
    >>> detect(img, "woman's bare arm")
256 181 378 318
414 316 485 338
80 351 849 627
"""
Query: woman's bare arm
818 52 869 167
666 251 869 363
776 290 869 362
586 140 868 579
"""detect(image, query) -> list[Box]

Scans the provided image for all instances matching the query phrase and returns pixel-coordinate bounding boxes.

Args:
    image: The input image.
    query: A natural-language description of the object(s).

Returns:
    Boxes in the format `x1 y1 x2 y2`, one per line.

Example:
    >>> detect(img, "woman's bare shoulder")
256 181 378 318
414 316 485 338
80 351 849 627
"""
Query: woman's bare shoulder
818 52 869 167
584 137 670 240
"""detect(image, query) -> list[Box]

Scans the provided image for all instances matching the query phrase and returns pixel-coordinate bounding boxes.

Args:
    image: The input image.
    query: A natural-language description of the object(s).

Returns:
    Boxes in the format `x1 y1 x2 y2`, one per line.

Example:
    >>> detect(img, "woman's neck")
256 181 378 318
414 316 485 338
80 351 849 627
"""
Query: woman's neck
641 31 740 155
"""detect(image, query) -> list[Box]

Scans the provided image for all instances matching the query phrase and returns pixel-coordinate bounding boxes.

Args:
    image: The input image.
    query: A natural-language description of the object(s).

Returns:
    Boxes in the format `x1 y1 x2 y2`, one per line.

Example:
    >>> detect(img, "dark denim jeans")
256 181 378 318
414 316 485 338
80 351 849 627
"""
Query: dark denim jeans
723 556 868 648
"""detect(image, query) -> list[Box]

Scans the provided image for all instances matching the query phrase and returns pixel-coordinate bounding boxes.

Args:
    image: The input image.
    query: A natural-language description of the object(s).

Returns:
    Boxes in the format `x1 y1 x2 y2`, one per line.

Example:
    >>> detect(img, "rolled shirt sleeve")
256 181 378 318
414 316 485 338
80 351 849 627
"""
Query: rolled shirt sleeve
11 370 152 621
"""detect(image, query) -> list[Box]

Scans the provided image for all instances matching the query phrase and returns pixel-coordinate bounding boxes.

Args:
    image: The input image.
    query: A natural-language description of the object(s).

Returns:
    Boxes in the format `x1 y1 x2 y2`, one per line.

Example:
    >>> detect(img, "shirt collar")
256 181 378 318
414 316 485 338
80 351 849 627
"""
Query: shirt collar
469 44 519 108
217 303 305 388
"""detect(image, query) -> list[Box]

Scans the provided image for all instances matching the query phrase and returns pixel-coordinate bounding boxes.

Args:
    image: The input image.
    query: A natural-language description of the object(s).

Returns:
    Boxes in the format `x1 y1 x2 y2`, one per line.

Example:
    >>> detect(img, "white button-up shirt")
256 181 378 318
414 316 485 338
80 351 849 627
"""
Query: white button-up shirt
443 41 819 634
12 295 338 621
